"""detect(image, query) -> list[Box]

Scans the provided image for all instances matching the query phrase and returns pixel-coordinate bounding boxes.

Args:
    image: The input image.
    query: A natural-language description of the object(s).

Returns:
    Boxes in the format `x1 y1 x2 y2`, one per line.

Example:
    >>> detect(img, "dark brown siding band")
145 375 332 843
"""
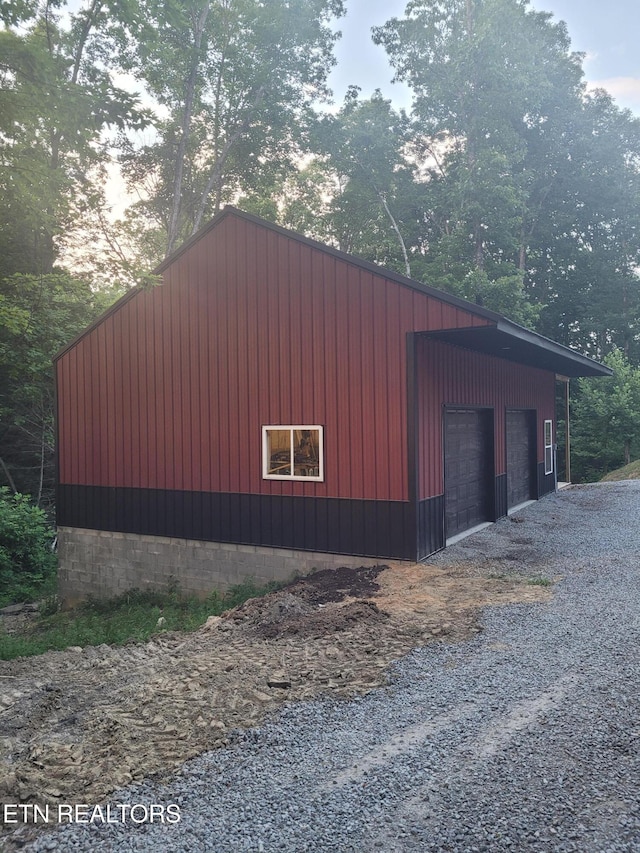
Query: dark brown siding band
57 485 417 562
416 495 445 560
537 464 555 499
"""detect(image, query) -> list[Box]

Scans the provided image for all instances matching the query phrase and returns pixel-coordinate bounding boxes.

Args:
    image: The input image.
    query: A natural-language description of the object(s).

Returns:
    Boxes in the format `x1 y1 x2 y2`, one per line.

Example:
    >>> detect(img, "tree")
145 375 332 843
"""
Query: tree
530 92 640 360
0 0 149 275
238 90 424 279
305 89 419 275
0 273 120 510
321 89 418 275
0 1 150 515
372 0 640 348
372 0 586 322
118 0 345 260
570 350 640 481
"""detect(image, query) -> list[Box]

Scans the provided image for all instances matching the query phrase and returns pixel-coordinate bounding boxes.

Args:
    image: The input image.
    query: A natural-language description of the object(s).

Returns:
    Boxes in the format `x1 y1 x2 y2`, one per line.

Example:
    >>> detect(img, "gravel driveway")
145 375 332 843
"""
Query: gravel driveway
20 482 640 852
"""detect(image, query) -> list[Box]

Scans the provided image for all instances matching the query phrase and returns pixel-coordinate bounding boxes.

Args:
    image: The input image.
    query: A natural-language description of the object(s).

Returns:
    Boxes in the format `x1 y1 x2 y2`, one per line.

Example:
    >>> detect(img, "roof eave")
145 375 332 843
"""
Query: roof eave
423 321 613 378
495 318 613 377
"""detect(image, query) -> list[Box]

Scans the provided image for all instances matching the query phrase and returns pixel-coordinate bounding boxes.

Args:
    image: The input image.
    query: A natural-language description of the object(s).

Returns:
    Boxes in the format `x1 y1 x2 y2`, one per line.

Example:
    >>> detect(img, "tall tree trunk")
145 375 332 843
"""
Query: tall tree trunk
0 458 18 494
41 0 105 274
36 414 46 507
166 2 211 257
519 222 527 272
70 0 103 85
473 225 484 270
379 195 411 277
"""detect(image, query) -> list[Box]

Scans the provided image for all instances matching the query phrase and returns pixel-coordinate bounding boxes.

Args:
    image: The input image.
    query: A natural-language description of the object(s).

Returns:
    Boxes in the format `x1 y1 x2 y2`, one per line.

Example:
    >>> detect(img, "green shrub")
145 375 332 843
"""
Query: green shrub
0 487 57 606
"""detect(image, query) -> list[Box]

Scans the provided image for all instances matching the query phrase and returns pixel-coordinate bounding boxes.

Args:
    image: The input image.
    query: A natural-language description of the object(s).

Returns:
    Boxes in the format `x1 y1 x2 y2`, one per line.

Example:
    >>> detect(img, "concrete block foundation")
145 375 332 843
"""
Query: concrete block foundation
57 527 402 605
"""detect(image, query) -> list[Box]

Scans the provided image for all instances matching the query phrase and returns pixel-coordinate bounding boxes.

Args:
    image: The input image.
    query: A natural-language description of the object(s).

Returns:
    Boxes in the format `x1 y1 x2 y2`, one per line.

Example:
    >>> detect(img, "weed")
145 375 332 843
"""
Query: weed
0 577 284 661
527 576 552 586
39 592 60 617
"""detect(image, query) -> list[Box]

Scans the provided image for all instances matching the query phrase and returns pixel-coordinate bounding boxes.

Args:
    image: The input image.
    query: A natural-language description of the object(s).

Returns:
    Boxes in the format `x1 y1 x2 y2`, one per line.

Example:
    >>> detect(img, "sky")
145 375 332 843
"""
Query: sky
327 0 640 115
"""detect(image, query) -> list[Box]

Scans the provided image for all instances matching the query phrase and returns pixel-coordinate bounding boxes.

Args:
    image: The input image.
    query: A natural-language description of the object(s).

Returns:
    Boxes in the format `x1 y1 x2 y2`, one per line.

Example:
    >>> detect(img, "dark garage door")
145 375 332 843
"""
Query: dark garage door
506 410 536 509
444 409 493 539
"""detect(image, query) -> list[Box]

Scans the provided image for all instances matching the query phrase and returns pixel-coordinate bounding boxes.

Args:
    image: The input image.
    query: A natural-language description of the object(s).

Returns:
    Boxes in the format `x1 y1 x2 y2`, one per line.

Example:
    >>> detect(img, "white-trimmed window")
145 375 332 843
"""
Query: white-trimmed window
544 419 553 475
262 426 324 481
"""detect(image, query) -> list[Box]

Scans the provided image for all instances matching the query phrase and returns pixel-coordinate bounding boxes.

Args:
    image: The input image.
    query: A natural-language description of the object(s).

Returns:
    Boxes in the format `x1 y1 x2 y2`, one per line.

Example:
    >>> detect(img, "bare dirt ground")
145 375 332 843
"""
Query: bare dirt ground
0 554 550 844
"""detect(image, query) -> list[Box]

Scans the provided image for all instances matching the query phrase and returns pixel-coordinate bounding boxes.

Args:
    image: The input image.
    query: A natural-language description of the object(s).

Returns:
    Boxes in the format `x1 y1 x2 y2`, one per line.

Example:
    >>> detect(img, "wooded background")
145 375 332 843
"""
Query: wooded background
2 0 639 514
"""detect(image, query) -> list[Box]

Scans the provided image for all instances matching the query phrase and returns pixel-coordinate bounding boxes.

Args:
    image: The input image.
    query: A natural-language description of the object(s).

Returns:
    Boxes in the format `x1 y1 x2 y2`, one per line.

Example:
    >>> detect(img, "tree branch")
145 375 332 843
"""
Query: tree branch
191 86 266 234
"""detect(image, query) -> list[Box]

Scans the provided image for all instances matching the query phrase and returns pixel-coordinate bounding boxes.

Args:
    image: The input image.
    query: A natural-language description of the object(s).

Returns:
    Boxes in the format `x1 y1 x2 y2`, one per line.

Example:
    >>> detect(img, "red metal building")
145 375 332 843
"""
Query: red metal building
55 208 611 598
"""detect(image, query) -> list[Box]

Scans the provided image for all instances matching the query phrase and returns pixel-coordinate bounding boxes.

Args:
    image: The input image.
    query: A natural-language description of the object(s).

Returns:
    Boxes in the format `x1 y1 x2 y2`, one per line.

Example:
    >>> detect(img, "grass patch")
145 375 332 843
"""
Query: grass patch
600 459 640 482
0 579 279 661
526 576 552 587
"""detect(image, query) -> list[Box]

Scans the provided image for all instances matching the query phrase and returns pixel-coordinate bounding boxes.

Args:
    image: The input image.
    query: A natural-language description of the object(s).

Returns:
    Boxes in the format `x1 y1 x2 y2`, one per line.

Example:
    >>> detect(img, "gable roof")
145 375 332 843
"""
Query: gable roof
56 205 612 378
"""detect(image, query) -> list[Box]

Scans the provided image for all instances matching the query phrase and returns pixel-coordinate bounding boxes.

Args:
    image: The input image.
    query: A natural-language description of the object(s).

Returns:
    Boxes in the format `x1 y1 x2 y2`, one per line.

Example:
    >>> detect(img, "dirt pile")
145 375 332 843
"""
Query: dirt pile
230 564 389 638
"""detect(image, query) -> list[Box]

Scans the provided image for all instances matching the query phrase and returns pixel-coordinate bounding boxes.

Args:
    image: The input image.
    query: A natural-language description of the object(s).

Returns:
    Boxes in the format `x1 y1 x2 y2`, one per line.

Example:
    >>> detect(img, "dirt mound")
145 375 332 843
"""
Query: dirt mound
282 564 386 604
226 565 389 639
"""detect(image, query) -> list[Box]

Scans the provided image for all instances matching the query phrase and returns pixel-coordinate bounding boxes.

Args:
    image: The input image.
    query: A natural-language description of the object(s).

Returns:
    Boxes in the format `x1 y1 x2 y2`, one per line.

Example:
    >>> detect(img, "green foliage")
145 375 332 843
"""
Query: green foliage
247 89 423 279
307 89 419 275
0 273 121 508
373 0 582 280
0 487 57 607
571 350 640 482
0 5 149 275
527 576 552 587
533 92 640 359
117 0 345 259
0 0 38 27
600 459 640 482
370 0 640 337
445 269 540 328
0 578 281 660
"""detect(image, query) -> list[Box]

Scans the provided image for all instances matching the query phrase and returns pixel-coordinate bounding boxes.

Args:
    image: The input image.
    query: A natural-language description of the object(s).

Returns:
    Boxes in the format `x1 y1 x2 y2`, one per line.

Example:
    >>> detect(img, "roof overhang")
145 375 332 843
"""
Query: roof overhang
422 320 612 378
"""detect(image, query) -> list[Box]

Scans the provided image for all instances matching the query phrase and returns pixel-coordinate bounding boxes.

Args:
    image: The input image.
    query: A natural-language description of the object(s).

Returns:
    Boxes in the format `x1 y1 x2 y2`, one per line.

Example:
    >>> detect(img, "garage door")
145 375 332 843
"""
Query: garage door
506 410 535 509
444 409 493 539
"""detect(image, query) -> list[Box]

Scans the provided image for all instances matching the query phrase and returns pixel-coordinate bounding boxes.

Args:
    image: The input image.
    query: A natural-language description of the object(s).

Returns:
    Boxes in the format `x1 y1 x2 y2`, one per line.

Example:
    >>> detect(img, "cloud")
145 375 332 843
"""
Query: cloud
586 76 640 113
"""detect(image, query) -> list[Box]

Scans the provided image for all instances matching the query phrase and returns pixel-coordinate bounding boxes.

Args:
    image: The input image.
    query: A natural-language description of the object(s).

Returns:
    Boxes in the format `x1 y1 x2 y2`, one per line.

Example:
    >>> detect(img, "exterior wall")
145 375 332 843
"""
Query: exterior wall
414 336 557 558
415 336 557 501
56 213 490 508
57 527 406 605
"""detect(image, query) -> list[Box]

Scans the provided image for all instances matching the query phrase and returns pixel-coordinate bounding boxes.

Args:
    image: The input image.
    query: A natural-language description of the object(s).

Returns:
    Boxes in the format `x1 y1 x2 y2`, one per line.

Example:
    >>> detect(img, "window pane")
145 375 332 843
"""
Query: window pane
293 429 320 477
545 421 552 446
267 429 291 475
545 446 553 474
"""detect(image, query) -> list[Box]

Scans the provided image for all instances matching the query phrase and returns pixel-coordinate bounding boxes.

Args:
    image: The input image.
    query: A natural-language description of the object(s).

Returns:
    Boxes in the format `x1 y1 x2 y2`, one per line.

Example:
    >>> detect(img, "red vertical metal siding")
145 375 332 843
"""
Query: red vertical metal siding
415 336 556 500
57 212 503 503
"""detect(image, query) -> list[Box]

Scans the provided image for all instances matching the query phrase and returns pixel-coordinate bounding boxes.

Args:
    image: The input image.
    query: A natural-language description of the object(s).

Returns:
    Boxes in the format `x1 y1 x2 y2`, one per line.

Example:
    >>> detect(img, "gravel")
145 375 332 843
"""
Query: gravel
19 482 640 852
